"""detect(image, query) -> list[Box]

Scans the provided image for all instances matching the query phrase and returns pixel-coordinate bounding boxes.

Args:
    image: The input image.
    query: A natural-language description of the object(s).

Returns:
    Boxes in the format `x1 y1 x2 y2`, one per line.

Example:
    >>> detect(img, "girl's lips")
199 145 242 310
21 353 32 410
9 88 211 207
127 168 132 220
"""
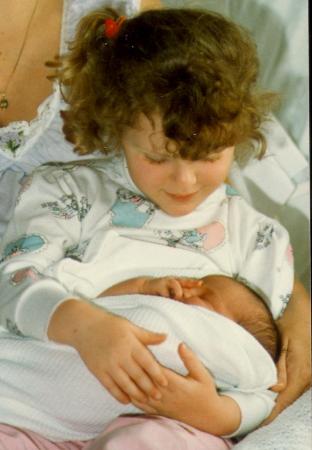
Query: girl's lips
166 192 197 201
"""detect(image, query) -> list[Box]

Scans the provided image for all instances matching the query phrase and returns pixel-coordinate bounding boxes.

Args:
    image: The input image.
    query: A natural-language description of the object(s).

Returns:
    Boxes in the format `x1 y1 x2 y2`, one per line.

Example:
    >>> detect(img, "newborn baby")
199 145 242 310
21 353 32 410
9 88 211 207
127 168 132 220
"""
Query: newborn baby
102 274 280 362
0 275 278 441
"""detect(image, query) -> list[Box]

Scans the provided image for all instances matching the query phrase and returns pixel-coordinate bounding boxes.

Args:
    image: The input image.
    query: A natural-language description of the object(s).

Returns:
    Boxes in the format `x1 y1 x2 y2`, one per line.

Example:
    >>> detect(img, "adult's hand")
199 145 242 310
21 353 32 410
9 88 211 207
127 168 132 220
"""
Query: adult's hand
262 279 311 425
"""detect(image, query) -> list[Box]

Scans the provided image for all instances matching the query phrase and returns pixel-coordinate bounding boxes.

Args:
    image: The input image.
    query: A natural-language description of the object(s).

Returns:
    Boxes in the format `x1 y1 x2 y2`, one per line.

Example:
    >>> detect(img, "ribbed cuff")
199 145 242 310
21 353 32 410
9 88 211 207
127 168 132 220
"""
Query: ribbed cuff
15 278 76 341
222 390 276 437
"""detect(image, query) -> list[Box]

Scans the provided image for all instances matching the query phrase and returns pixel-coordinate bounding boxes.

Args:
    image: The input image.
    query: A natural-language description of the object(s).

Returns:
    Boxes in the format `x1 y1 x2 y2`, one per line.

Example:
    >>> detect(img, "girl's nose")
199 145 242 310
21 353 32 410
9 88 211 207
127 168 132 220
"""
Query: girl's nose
170 161 197 187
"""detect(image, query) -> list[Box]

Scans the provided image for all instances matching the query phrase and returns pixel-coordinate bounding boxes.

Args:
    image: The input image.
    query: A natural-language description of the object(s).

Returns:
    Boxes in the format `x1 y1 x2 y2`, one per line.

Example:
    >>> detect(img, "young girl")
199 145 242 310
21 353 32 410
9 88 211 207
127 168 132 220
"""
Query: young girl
0 5 310 449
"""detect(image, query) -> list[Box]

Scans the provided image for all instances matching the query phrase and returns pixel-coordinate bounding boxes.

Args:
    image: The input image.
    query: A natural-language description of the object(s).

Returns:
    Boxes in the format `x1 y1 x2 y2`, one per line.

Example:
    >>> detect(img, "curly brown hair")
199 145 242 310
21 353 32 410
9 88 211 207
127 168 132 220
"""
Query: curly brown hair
58 7 277 161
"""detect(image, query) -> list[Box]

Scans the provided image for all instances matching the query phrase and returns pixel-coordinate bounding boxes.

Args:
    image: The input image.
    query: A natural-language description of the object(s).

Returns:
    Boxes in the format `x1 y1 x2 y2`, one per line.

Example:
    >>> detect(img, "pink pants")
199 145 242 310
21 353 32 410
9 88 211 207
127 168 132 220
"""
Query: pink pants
0 416 233 450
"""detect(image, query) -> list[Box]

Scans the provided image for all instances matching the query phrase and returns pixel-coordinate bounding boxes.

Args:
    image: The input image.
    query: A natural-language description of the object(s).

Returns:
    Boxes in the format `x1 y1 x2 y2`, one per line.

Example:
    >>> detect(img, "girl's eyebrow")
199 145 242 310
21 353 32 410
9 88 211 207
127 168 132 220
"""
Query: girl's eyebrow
125 134 150 150
131 142 172 159
128 141 153 154
140 147 168 157
128 135 167 154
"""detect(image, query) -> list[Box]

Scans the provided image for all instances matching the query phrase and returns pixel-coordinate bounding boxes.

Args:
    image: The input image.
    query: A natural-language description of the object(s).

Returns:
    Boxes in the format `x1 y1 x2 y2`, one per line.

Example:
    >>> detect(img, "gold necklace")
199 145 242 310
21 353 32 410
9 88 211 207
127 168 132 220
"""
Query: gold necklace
0 0 40 110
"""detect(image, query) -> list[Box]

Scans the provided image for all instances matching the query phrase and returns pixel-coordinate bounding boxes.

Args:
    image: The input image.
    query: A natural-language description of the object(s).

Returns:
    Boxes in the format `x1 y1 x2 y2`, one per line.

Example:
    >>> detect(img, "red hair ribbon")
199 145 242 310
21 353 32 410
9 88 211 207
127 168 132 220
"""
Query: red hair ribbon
104 16 126 39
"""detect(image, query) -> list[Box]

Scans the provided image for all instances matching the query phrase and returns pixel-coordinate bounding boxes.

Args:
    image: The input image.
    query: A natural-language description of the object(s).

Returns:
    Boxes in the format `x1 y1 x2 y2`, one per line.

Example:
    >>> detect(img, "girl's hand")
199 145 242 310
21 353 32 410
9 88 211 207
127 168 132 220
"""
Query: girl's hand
98 276 202 300
142 277 202 300
48 299 168 404
262 280 311 425
131 343 241 436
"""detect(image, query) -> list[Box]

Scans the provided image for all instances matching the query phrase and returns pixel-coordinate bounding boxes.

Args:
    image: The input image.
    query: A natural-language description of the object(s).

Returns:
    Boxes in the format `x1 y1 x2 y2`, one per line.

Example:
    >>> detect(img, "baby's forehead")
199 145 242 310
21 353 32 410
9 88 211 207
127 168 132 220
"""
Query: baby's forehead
206 275 264 313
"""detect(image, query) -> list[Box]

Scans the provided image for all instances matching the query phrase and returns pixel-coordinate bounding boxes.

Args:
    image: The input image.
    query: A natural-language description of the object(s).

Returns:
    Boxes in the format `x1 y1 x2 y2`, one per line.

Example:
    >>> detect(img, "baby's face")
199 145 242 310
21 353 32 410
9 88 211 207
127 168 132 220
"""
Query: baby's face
182 285 239 322
180 276 254 323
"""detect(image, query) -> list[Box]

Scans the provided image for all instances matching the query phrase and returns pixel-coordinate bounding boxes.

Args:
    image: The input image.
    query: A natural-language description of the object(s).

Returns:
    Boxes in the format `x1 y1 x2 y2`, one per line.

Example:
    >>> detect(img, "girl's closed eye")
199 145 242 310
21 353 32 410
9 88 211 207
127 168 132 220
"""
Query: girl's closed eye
144 153 169 164
201 149 227 163
144 153 221 165
203 156 221 163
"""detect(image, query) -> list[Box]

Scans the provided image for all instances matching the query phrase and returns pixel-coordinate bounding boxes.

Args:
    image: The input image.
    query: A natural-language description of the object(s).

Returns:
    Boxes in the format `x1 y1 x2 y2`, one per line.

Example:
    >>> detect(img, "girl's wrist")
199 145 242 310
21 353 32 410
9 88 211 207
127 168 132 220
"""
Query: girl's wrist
47 299 101 347
190 392 240 436
215 394 241 435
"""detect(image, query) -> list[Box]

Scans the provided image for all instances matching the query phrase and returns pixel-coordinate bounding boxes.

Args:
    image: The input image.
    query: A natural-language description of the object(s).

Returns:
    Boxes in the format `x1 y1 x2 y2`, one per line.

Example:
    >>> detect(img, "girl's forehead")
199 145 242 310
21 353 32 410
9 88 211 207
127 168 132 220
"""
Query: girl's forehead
131 112 163 134
126 113 172 152
126 113 235 159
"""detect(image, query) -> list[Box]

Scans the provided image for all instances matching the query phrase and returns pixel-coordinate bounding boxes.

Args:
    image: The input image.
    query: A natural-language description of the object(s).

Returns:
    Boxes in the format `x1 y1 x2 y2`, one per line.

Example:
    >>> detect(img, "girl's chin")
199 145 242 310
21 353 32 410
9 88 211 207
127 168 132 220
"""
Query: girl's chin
158 202 199 217
147 191 206 216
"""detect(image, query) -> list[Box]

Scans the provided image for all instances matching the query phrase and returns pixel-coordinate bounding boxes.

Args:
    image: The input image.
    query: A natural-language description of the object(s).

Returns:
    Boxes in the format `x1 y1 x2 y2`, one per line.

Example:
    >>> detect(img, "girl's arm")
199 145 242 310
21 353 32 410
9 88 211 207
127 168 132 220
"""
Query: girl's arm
47 298 168 404
0 168 81 339
98 277 150 297
262 278 311 424
0 165 168 404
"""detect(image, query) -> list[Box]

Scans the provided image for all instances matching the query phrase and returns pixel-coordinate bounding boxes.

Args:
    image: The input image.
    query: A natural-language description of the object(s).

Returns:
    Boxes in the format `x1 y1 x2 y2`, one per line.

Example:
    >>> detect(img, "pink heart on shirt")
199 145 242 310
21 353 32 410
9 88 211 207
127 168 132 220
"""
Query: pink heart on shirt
197 221 225 251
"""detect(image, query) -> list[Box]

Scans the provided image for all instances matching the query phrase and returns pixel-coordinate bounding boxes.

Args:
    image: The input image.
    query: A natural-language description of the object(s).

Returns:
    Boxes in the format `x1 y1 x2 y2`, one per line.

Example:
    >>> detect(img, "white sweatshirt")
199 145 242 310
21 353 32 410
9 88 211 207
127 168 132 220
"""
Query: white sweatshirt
0 154 294 439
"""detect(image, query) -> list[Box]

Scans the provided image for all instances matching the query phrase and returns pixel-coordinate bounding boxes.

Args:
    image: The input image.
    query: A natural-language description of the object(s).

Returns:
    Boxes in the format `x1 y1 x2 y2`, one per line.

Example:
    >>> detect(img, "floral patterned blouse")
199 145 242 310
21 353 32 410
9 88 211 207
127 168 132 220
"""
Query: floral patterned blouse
0 0 138 173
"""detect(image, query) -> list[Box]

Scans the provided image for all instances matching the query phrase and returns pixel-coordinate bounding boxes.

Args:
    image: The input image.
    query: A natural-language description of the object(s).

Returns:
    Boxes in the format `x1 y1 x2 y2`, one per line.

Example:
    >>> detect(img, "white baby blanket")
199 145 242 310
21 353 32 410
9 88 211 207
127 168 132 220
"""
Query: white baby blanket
0 295 276 441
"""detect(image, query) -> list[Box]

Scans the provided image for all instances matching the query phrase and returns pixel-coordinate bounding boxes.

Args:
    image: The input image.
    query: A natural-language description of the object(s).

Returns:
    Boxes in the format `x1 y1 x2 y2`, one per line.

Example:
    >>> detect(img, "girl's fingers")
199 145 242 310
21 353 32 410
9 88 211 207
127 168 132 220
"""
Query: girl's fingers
182 287 204 300
100 373 131 404
182 289 197 299
114 368 149 403
136 328 167 346
179 278 203 288
178 343 210 382
134 344 168 387
166 278 183 299
126 363 162 400
131 398 158 414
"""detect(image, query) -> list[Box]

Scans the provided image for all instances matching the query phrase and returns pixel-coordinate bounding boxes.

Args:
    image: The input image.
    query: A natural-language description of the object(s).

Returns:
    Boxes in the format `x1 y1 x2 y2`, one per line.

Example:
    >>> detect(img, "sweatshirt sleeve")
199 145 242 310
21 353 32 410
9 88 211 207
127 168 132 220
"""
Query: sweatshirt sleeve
0 164 90 340
221 389 277 438
228 195 294 319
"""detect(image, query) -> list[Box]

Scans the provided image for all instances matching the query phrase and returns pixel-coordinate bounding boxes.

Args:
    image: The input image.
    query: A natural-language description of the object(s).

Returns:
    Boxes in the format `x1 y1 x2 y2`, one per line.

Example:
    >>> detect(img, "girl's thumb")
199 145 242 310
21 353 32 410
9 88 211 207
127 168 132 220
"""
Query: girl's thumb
137 328 167 345
178 343 207 381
